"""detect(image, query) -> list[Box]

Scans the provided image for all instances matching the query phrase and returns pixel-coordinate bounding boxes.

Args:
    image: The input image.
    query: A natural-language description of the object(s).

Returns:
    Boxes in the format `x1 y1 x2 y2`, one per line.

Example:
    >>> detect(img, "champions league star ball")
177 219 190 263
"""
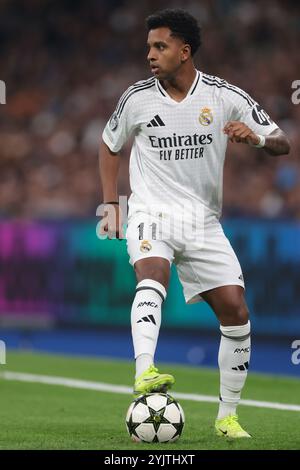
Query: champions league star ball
126 393 185 443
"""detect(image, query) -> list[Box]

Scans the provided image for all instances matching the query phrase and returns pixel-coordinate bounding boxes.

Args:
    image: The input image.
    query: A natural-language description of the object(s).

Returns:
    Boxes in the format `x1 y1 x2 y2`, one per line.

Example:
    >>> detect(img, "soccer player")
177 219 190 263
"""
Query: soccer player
100 9 290 438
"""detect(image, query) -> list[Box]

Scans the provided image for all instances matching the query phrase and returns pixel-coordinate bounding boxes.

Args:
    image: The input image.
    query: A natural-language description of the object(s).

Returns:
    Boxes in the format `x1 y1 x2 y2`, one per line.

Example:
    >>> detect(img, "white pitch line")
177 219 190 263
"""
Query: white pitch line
1 371 300 412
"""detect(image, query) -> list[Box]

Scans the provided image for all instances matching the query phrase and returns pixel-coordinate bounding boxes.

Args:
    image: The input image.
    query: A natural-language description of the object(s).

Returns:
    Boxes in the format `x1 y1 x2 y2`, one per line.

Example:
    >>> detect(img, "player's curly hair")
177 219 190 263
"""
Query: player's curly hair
146 8 201 56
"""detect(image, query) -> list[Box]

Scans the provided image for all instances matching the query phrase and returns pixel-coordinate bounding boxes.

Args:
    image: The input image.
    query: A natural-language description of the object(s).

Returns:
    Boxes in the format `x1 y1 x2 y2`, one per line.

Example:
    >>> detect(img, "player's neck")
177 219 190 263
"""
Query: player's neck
160 65 197 102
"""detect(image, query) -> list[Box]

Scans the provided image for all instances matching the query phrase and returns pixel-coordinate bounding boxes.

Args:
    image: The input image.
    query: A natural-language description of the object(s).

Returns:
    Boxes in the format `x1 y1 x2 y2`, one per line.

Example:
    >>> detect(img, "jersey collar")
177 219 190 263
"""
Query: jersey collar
156 70 202 103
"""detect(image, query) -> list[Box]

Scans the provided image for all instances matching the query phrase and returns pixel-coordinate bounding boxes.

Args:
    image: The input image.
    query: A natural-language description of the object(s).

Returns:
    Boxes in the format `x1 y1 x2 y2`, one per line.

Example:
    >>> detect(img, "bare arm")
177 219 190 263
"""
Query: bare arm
264 128 291 156
223 122 291 156
99 140 121 202
99 140 123 238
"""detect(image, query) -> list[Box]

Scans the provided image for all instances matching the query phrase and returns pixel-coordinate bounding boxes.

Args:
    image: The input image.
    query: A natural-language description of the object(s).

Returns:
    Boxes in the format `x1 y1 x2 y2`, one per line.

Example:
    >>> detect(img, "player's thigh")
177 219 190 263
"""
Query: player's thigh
176 223 245 304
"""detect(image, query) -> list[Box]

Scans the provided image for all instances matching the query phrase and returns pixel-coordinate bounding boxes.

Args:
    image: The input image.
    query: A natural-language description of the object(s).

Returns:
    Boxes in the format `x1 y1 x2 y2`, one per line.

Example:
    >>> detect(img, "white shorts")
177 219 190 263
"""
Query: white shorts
126 212 245 304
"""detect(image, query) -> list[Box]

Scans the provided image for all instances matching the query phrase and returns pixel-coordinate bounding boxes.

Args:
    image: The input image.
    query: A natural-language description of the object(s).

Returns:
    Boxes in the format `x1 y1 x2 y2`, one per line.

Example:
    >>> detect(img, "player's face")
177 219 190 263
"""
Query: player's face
147 27 189 80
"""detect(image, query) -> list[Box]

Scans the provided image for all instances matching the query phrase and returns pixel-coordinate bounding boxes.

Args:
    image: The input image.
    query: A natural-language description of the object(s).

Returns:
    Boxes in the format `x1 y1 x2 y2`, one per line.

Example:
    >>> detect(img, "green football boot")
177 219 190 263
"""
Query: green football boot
215 414 251 438
133 365 175 397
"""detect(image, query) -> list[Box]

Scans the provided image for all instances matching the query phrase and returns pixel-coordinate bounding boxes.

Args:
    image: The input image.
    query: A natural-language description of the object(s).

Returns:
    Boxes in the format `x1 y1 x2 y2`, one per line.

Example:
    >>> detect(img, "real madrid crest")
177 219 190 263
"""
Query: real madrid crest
199 107 213 126
140 240 152 253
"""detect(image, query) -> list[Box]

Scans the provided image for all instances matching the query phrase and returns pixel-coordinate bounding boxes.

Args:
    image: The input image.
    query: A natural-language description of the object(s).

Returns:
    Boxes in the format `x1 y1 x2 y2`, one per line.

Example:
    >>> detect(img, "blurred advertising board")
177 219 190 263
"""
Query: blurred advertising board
0 219 299 335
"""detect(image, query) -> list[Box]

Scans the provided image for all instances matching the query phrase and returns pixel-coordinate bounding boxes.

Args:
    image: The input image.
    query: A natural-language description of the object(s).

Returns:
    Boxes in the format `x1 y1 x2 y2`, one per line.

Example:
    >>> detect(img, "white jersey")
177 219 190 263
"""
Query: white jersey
102 70 278 225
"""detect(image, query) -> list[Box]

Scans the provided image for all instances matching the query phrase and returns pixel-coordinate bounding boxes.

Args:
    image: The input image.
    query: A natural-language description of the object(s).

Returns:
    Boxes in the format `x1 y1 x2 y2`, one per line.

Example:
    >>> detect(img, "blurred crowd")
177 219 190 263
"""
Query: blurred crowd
0 0 299 219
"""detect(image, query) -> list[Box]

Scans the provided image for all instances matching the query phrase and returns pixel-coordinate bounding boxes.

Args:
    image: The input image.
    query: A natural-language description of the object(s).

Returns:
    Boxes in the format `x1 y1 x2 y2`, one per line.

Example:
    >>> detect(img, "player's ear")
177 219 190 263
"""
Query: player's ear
181 44 191 62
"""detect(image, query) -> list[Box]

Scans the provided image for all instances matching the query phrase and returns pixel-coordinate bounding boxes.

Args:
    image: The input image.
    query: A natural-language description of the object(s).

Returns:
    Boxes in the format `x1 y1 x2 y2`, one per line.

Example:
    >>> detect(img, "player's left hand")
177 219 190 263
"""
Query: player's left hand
223 121 260 146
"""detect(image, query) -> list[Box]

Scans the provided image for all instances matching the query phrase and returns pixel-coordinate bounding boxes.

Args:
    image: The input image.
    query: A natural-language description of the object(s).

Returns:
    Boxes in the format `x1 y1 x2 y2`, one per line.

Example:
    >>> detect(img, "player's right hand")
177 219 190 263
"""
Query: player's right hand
99 203 124 240
223 121 259 145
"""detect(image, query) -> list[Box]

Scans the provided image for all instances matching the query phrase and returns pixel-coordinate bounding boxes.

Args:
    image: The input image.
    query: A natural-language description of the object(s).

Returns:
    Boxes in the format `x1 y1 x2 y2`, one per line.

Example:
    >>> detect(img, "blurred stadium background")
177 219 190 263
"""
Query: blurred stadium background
0 0 300 381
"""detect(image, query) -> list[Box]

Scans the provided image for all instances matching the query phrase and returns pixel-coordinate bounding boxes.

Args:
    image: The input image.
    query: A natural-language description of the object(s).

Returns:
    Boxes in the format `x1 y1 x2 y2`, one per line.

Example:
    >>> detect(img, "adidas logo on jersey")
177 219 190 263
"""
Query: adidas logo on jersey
147 115 165 127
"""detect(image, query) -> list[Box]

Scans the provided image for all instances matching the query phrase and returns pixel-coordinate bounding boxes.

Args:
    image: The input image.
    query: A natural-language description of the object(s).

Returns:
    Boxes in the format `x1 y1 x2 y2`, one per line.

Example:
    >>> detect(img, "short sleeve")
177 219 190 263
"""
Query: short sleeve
102 88 137 153
228 86 279 136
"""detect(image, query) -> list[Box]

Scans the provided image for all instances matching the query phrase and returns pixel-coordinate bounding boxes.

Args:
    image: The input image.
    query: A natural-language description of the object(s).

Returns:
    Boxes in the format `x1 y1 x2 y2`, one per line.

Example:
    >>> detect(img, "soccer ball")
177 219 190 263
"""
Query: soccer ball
125 393 185 443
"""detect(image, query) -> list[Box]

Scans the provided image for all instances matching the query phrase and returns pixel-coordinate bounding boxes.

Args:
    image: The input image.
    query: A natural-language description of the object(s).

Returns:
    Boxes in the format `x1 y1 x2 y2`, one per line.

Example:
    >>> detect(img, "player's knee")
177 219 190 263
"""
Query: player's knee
136 269 168 289
221 298 249 325
234 305 249 325
134 261 169 290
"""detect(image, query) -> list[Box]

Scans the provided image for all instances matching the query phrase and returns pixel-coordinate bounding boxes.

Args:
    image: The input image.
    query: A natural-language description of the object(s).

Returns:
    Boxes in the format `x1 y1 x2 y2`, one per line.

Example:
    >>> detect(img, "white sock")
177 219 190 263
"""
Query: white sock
135 353 153 378
217 321 251 419
131 279 166 379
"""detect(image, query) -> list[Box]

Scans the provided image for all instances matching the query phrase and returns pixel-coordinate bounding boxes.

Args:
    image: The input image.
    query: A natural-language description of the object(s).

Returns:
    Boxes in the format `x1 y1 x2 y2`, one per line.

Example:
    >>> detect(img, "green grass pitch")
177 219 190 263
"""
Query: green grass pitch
0 351 299 450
